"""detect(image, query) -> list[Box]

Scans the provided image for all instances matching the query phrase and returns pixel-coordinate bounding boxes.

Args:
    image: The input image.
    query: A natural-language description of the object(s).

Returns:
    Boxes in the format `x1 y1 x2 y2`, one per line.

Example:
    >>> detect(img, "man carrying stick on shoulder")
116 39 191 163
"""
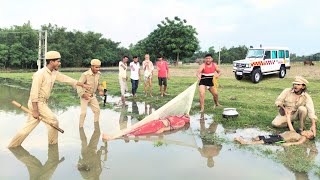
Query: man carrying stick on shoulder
8 51 90 148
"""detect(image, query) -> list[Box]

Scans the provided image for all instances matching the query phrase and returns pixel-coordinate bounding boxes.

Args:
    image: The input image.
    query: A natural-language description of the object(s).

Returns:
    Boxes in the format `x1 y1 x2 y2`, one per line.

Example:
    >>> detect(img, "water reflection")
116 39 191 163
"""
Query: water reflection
0 85 29 113
131 100 139 115
280 142 318 180
78 122 107 179
119 105 128 131
198 117 222 168
144 101 153 115
9 144 64 180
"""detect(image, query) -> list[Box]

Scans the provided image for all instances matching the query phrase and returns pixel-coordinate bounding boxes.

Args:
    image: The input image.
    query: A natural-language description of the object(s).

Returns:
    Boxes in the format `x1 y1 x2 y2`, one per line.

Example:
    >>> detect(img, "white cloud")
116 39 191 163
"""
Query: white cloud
0 0 319 55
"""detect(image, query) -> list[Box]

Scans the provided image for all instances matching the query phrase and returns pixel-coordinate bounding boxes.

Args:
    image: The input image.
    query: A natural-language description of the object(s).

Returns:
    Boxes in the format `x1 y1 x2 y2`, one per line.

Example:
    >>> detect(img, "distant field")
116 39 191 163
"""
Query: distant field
0 62 319 132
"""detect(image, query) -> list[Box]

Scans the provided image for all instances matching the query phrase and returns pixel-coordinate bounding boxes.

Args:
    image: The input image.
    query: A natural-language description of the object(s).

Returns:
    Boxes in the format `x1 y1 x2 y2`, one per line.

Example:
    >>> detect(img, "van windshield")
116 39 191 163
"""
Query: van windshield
246 49 264 58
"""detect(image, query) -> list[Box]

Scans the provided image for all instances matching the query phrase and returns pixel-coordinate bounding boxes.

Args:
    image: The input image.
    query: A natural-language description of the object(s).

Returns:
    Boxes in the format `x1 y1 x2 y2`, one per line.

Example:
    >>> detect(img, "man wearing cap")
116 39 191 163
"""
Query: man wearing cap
77 59 104 128
8 51 91 148
272 76 317 137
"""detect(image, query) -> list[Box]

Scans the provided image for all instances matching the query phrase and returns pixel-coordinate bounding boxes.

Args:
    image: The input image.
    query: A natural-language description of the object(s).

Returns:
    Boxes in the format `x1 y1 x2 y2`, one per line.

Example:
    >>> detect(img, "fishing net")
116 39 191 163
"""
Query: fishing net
106 81 197 140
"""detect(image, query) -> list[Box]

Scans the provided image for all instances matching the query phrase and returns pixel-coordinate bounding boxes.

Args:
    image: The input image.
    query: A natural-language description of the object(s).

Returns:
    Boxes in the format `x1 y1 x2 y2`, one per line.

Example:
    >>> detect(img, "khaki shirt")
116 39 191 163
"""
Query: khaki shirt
77 68 101 97
275 88 317 120
119 61 127 79
30 67 77 102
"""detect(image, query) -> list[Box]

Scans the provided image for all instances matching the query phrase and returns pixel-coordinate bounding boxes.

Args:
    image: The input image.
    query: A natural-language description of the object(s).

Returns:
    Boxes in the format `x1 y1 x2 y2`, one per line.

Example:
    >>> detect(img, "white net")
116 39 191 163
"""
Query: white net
107 81 197 140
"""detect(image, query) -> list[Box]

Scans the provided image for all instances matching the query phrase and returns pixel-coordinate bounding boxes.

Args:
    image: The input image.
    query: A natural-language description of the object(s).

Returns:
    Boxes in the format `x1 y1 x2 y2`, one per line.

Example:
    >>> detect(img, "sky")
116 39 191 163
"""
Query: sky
0 0 319 56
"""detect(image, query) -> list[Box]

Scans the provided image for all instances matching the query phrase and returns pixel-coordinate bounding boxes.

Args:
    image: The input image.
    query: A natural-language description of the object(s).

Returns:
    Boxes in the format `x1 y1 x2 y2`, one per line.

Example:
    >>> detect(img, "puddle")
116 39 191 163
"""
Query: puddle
0 85 319 179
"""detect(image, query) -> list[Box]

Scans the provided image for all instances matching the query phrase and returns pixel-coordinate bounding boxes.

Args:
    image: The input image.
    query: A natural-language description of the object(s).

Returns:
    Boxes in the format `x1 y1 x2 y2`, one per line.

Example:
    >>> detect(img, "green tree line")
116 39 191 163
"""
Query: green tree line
2 18 315 69
0 21 130 69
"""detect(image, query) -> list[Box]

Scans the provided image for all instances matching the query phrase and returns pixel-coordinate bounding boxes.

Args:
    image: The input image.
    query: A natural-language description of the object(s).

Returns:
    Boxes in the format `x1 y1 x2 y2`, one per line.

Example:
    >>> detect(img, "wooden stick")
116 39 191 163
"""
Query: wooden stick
12 101 64 133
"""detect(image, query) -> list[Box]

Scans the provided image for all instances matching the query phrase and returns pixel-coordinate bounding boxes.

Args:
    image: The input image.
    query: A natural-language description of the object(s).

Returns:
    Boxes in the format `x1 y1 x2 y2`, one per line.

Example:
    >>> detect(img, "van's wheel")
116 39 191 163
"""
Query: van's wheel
279 66 286 78
251 68 261 83
235 73 243 80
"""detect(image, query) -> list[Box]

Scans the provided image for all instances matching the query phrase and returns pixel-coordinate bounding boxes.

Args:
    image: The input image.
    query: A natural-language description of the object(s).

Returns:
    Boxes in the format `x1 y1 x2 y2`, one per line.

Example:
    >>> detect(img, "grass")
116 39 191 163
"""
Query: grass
1 62 320 175
0 62 319 132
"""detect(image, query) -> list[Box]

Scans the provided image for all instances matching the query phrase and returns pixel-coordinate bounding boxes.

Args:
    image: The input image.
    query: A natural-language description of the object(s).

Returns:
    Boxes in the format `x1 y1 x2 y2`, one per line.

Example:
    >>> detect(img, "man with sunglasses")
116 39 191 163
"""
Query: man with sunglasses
272 76 317 137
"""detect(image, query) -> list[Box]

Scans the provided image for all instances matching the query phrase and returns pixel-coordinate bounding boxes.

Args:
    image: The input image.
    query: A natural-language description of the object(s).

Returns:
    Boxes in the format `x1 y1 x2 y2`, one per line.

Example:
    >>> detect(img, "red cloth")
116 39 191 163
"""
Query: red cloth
156 61 169 78
128 120 165 136
127 115 189 136
202 63 216 74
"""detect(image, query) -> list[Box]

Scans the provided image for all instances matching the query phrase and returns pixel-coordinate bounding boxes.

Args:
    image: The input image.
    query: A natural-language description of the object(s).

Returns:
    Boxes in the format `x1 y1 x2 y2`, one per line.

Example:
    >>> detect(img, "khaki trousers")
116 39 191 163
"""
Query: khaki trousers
79 96 100 128
271 106 308 128
8 101 59 148
119 77 128 96
9 144 62 180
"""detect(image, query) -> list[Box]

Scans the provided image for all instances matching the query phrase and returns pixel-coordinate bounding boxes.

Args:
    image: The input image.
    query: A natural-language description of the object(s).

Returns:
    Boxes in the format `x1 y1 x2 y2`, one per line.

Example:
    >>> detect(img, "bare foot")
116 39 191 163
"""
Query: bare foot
213 103 222 109
234 137 246 144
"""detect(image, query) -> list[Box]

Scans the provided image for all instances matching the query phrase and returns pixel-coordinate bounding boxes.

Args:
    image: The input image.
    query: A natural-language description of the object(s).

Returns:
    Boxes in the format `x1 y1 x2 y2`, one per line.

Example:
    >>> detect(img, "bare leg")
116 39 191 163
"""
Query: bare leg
234 137 264 145
164 85 167 95
209 87 221 107
199 85 206 112
160 85 163 96
155 127 170 134
149 78 153 97
121 95 125 103
144 80 148 96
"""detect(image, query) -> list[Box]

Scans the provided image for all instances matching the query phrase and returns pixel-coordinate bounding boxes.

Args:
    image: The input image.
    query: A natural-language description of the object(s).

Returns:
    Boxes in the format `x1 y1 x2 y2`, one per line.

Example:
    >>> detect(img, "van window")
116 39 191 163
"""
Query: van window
272 51 278 59
285 50 289 58
279 50 285 58
264 51 271 59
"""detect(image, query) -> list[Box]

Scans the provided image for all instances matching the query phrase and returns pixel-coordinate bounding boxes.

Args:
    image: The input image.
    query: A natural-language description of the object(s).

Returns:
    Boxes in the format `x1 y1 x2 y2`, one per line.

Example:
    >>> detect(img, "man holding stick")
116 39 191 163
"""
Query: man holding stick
8 51 90 148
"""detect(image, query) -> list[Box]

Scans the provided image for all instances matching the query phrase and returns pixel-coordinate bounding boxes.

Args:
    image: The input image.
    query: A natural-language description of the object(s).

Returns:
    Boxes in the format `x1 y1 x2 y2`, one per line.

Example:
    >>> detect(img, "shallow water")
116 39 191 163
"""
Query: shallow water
0 85 319 180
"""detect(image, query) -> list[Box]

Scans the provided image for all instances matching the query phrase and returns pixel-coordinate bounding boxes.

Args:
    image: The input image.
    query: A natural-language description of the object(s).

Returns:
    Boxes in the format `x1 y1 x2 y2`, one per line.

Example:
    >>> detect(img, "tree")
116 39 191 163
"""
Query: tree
136 16 199 63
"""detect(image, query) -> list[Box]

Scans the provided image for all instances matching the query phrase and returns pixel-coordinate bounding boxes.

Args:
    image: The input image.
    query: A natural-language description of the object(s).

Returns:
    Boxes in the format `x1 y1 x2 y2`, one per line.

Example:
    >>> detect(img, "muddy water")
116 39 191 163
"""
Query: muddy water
0 85 318 180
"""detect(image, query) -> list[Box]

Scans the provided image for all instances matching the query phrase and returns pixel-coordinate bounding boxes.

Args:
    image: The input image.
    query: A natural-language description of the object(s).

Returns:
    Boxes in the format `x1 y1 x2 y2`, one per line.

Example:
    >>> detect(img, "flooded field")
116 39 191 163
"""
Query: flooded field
0 85 319 180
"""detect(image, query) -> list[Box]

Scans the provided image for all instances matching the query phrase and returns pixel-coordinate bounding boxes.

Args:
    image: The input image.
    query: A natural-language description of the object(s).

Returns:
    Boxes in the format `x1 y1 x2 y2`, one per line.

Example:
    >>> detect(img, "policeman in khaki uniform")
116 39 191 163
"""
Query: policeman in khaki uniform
272 76 317 136
8 51 90 148
77 59 104 128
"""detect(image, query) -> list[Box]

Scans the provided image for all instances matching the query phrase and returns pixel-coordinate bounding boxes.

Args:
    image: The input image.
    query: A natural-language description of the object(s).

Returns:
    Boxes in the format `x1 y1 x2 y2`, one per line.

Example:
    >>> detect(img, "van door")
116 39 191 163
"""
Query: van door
285 50 290 67
262 50 271 72
271 50 278 71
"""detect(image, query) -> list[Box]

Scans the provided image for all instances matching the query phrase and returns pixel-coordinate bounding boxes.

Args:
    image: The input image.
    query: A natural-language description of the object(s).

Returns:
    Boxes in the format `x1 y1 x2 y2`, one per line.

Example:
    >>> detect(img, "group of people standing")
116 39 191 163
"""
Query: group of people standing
118 54 170 104
7 51 171 147
7 50 317 150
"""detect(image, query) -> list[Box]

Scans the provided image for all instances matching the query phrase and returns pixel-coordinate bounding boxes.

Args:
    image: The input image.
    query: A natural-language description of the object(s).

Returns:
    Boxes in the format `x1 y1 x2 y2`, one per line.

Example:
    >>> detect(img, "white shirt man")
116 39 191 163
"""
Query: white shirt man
130 56 141 97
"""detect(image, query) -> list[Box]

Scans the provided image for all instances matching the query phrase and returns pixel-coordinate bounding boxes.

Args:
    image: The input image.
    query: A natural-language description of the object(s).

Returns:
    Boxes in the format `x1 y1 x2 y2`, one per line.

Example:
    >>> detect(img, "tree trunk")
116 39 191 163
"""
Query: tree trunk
176 52 180 66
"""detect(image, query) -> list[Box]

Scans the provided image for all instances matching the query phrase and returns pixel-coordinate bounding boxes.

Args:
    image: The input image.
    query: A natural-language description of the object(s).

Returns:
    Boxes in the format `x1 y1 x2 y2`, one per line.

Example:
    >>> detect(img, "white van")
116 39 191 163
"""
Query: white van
232 46 290 83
